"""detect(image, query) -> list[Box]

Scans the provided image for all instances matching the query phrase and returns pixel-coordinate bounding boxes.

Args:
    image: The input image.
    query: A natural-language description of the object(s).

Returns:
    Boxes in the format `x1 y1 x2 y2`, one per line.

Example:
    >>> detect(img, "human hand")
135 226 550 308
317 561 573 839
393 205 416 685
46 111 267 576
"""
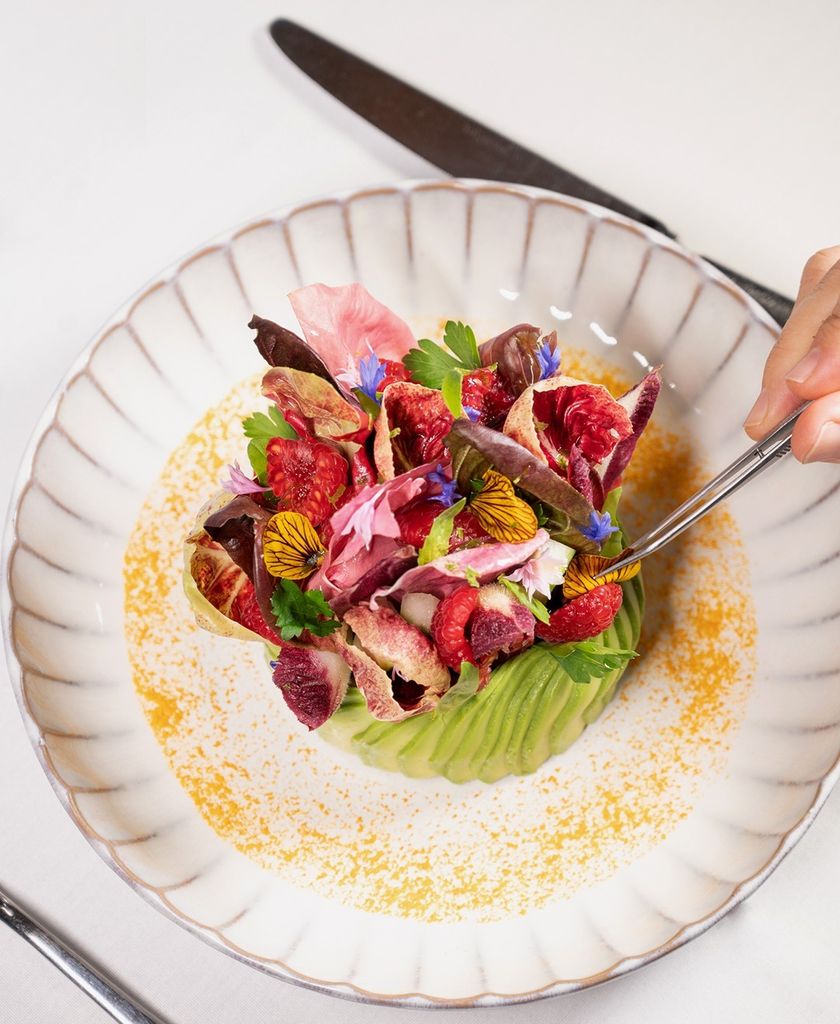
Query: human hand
744 246 840 463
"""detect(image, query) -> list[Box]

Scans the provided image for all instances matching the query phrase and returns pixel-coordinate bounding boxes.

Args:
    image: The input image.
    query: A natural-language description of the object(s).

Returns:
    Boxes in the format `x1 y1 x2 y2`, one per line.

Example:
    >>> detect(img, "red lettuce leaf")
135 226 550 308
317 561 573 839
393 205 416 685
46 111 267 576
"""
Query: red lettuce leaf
601 369 662 492
249 314 337 384
203 495 276 629
445 419 599 551
478 323 543 394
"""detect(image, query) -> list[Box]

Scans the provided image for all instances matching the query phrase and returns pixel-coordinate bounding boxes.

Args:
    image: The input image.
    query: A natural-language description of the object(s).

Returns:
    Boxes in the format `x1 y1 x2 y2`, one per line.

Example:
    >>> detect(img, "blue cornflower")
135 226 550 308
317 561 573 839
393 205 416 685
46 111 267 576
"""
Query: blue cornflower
579 510 619 544
463 405 482 422
536 339 561 380
429 463 460 507
358 353 387 403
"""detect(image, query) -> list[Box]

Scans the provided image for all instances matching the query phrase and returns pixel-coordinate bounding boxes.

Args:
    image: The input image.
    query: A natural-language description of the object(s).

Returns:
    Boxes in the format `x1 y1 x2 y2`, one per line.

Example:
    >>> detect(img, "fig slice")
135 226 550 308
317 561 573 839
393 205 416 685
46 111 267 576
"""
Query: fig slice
272 643 350 729
343 604 450 695
469 584 535 663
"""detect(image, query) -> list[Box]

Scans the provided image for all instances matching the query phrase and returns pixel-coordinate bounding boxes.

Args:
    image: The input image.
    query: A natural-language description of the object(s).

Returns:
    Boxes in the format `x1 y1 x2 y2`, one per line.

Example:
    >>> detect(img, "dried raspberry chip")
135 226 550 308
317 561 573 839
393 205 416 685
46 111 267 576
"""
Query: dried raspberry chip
461 368 517 427
379 359 411 392
535 583 623 644
431 585 480 669
266 436 347 526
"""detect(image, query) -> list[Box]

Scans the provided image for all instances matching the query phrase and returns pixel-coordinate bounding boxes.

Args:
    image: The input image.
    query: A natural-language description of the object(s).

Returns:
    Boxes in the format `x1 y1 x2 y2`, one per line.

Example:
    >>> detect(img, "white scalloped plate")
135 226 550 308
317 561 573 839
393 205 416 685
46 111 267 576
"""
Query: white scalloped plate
4 180 840 1007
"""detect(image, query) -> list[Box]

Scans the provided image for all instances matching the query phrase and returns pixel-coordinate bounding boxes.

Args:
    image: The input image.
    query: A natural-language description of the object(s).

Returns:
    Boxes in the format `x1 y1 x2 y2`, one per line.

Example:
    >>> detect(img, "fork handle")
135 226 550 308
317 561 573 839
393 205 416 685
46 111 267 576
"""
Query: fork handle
1 891 165 1024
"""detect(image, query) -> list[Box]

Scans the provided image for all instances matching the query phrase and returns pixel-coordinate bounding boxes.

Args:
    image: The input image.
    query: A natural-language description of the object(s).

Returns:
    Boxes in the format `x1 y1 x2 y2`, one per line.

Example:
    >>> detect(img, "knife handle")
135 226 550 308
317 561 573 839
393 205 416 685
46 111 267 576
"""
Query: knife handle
1 890 166 1024
703 257 793 326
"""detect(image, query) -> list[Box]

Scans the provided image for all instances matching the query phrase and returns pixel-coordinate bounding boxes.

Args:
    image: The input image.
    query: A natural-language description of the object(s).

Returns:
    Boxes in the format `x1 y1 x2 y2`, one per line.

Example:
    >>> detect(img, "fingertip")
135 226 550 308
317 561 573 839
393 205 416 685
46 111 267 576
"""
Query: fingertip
791 394 840 464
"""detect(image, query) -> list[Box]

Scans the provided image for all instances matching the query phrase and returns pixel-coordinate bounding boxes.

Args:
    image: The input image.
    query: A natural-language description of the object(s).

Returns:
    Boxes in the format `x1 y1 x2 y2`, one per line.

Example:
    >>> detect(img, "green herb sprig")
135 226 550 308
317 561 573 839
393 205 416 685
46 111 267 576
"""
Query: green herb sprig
403 321 482 389
545 641 637 684
270 579 340 641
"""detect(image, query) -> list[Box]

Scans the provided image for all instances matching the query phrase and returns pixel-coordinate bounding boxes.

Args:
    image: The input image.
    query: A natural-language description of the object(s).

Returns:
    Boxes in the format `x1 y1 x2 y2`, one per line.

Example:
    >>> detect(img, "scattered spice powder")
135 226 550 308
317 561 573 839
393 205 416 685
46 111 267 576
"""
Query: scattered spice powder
123 350 756 924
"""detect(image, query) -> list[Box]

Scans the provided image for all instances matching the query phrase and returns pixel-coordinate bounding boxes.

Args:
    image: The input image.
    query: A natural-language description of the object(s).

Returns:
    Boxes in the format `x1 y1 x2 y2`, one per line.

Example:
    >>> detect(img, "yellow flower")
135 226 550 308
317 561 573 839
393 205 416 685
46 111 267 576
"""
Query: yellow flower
470 469 538 544
563 552 641 600
263 511 325 580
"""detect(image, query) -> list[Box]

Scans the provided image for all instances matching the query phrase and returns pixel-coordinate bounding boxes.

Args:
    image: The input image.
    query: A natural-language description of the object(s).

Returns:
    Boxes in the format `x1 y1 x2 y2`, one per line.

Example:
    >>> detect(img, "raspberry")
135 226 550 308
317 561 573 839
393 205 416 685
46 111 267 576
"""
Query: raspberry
431 585 479 668
461 368 517 427
266 436 347 526
395 499 491 550
379 359 411 392
230 581 282 645
535 583 623 644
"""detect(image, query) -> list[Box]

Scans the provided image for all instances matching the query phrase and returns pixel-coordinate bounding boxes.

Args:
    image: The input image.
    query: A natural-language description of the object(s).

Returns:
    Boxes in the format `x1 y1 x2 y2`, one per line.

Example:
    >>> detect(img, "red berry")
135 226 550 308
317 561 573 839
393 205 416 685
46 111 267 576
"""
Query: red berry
535 583 623 644
395 498 491 550
266 436 348 526
379 359 411 392
431 585 479 669
461 368 517 427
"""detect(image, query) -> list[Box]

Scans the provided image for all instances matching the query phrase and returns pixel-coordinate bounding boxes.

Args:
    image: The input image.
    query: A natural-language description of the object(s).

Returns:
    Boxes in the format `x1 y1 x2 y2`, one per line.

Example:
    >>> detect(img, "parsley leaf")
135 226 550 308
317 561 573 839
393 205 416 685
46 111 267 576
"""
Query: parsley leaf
417 498 467 565
498 576 551 624
269 579 340 641
544 641 637 685
437 661 481 713
243 407 298 482
442 321 480 368
402 338 461 389
402 320 482 389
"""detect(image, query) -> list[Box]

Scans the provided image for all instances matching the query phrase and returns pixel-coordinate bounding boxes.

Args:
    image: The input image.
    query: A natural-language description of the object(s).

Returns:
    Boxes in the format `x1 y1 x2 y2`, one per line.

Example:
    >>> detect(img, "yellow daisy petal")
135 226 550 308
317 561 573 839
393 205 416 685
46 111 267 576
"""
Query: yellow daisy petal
263 511 325 580
563 552 641 600
470 469 538 544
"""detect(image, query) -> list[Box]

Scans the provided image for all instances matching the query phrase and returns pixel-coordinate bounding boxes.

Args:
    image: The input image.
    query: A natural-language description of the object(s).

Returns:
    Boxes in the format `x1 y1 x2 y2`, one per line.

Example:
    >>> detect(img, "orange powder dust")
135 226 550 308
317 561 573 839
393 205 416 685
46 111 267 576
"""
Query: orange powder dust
123 353 756 923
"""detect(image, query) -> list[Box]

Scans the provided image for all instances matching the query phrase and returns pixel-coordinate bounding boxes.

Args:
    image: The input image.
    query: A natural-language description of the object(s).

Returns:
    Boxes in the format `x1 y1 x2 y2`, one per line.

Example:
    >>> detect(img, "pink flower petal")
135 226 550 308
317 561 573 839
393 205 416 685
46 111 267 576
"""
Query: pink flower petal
288 283 416 379
371 530 550 605
222 461 266 495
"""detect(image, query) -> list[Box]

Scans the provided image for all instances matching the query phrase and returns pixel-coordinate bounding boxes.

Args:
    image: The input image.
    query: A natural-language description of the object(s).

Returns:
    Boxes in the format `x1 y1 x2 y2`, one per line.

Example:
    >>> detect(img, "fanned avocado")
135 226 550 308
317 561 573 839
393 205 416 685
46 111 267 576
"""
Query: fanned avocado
318 571 644 784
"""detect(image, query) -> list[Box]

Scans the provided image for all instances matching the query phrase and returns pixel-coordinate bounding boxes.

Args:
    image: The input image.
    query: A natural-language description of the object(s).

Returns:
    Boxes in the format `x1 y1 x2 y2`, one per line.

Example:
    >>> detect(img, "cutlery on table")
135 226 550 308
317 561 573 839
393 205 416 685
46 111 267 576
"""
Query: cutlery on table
268 18 794 327
1 888 166 1024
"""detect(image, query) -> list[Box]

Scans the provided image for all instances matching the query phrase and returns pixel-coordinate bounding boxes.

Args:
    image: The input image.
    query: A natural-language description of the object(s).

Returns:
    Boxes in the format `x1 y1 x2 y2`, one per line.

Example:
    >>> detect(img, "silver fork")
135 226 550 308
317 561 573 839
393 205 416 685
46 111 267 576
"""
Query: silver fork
598 404 808 577
1 887 165 1024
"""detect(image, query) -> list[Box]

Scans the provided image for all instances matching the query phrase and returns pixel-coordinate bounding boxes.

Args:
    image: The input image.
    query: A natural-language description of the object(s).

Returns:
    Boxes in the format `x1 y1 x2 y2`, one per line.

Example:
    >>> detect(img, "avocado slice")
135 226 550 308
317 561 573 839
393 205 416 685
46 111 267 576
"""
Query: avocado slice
318 571 643 783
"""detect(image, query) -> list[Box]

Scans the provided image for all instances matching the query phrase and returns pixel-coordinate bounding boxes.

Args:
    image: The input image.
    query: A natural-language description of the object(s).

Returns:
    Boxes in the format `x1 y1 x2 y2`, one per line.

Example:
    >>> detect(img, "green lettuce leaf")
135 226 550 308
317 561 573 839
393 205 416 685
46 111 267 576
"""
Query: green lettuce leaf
417 498 467 565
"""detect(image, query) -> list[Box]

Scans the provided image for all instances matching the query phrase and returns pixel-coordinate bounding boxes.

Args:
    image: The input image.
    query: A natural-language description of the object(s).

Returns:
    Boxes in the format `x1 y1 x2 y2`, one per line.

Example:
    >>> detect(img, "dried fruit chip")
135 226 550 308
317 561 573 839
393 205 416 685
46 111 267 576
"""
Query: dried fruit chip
265 435 347 525
373 381 454 479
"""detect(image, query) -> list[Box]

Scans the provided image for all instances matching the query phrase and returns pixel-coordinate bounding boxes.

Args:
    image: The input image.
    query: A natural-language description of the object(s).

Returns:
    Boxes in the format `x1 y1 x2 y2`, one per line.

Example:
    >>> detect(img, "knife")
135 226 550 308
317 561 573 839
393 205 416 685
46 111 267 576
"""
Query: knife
269 19 793 326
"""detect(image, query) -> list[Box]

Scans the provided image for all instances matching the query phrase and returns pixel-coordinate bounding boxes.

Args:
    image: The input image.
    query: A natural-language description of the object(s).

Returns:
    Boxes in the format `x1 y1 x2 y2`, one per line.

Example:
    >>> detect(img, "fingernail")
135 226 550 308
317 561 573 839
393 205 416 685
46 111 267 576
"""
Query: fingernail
787 349 820 384
744 389 770 429
802 421 840 463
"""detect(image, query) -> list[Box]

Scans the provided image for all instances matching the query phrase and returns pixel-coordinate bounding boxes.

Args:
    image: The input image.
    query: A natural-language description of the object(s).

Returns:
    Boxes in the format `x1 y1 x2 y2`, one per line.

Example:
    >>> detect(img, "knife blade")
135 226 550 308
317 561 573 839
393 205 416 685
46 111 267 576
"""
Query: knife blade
269 18 793 326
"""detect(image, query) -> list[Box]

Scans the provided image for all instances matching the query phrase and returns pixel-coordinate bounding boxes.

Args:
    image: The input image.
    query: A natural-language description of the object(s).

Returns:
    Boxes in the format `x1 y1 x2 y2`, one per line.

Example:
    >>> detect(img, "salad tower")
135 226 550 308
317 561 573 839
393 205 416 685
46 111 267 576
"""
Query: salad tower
185 284 660 782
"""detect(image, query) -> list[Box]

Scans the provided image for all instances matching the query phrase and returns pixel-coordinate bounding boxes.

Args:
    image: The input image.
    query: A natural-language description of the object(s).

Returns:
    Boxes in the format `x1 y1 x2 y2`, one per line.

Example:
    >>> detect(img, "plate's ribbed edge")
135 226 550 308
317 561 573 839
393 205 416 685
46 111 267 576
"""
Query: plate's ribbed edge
7 178 835 1009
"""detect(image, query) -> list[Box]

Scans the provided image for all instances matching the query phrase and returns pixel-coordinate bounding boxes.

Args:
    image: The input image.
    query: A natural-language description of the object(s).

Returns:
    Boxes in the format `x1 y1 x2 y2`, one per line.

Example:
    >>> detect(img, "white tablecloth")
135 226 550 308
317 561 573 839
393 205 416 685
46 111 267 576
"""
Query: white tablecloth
3 1 839 1020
